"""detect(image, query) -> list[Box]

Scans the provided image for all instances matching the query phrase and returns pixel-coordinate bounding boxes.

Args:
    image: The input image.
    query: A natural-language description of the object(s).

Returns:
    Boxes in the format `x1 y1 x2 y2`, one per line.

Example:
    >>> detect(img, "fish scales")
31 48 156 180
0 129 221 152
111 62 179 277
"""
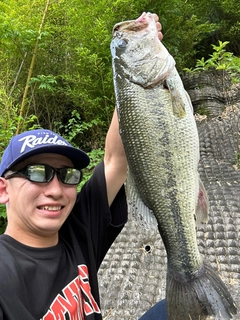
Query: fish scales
118 80 201 272
111 12 237 320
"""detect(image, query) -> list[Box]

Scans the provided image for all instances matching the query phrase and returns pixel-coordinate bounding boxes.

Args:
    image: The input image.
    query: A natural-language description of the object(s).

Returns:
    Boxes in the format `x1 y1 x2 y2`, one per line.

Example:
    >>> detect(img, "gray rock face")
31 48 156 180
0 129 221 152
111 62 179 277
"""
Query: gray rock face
98 72 240 319
181 70 240 118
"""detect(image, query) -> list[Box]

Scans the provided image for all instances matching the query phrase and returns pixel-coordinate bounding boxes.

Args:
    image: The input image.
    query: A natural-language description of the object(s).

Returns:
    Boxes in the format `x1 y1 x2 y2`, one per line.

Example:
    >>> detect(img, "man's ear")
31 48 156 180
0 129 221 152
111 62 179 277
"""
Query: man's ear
0 178 9 204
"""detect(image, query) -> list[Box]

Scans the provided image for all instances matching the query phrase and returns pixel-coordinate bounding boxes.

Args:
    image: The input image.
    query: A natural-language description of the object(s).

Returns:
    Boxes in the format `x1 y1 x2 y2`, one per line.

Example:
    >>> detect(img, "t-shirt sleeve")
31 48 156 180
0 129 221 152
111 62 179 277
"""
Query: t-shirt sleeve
61 161 128 269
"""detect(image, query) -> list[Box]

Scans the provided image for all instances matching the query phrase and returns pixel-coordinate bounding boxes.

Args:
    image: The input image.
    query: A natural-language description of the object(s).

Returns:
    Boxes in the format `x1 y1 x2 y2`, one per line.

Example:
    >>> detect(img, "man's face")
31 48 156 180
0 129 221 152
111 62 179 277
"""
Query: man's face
1 153 78 246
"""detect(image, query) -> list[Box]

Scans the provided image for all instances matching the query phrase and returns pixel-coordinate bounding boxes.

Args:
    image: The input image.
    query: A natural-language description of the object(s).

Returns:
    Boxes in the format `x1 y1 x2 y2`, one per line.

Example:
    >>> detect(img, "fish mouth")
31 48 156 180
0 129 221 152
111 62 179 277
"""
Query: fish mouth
113 20 147 34
112 12 153 35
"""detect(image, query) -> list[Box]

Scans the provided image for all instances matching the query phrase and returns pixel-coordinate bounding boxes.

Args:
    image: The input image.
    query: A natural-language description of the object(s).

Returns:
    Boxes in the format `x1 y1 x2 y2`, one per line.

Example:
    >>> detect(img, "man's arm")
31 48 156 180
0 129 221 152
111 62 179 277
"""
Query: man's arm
104 108 127 206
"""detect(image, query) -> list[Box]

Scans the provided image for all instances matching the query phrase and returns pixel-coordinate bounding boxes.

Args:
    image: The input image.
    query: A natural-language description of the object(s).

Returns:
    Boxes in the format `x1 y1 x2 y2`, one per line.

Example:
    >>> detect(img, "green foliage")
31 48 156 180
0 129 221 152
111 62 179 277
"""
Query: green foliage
0 81 39 156
234 151 240 169
1 0 239 144
28 75 57 92
0 111 39 157
54 110 105 189
184 41 240 82
154 2 218 70
79 148 105 190
0 205 7 234
53 109 102 145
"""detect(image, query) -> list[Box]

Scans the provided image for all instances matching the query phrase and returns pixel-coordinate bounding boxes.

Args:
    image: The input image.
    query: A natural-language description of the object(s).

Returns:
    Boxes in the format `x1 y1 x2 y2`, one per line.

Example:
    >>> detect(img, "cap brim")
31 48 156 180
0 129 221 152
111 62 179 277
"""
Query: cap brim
6 145 90 171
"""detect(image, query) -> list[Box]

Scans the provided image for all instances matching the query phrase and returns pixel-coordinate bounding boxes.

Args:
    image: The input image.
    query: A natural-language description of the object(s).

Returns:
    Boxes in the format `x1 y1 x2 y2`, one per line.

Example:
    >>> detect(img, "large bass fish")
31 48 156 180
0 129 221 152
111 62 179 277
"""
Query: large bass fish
111 12 237 320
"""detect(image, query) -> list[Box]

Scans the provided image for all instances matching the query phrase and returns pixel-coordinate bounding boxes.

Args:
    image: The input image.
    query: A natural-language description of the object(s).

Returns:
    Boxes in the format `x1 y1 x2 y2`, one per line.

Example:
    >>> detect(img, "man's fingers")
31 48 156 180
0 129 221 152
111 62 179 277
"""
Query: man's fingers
157 22 163 41
152 13 163 41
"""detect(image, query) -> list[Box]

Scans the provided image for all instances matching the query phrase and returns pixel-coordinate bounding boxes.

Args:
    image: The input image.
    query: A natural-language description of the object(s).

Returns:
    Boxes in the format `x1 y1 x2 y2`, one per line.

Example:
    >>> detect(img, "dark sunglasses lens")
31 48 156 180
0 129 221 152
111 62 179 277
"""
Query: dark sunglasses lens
27 165 52 182
25 165 81 185
60 168 81 185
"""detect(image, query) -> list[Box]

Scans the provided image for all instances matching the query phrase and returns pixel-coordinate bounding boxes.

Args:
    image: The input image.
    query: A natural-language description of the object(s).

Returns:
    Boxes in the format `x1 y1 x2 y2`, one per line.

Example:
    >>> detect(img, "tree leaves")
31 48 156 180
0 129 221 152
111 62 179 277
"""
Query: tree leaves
0 0 240 149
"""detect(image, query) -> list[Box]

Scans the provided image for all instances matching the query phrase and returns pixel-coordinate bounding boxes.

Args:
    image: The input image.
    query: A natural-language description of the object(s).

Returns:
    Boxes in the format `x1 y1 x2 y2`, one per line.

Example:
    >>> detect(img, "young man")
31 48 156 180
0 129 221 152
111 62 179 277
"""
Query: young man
0 111 167 320
0 14 167 320
0 109 129 320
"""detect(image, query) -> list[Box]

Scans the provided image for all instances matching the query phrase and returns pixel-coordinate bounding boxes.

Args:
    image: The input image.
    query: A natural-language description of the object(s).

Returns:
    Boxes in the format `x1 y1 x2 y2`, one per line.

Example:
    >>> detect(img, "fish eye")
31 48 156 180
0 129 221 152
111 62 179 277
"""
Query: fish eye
117 39 127 49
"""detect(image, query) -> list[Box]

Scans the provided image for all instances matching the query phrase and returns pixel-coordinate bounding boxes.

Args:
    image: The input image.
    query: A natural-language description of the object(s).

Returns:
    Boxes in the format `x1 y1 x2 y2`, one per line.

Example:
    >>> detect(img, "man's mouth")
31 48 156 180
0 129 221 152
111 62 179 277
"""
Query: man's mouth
38 206 62 211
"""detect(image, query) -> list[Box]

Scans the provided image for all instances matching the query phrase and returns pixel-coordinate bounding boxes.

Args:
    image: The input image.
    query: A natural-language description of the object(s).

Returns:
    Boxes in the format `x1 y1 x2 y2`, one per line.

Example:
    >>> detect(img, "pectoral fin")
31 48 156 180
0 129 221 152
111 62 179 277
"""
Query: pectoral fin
165 78 186 118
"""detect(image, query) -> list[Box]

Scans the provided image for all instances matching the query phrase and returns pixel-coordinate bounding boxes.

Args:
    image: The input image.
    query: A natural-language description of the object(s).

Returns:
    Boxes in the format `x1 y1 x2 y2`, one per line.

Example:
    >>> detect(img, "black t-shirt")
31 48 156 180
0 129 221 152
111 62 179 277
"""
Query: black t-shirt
0 162 128 320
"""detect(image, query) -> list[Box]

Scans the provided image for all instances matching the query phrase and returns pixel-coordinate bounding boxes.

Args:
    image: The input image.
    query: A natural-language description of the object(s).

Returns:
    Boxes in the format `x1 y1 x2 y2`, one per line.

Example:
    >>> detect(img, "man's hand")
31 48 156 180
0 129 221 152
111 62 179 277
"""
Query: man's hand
153 13 163 41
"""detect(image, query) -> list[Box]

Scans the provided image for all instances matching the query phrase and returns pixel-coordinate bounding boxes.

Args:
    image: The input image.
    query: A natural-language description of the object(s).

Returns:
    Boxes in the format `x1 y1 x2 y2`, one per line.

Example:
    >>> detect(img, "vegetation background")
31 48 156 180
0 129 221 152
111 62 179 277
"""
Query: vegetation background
0 0 240 232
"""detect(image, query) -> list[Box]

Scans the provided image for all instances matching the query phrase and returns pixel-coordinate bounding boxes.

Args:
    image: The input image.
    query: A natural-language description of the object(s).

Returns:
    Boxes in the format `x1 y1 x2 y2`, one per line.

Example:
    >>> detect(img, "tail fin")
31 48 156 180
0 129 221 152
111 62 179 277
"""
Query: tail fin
166 263 237 320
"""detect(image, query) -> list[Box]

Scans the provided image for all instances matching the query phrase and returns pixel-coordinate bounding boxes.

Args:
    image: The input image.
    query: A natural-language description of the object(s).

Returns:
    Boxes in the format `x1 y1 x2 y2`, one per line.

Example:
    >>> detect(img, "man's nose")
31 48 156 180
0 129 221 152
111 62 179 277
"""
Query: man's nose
43 174 63 197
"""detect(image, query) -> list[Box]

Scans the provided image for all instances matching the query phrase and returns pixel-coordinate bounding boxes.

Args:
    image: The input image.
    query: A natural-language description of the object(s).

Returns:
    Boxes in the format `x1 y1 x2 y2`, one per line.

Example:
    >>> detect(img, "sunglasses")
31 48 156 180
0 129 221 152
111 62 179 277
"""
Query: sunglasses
5 164 82 185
